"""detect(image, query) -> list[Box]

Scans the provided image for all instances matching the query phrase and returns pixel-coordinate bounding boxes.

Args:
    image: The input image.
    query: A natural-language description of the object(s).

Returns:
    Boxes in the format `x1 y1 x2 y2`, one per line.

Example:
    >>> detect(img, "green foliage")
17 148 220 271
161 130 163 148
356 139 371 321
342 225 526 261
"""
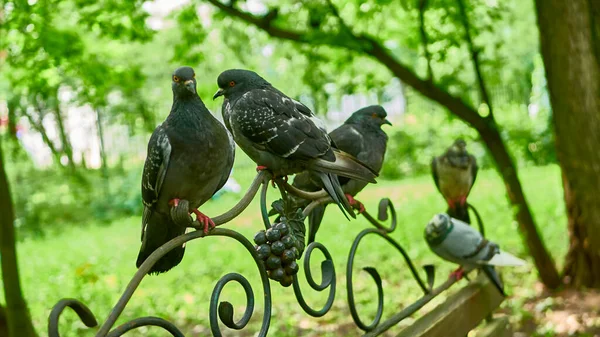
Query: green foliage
380 86 555 179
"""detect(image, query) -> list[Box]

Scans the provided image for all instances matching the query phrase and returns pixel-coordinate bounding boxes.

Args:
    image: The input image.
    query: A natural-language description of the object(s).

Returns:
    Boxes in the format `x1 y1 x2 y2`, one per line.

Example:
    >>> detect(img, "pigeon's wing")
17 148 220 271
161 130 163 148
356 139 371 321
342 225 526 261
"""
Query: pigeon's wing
140 124 171 237
233 89 334 161
431 157 441 193
329 124 364 159
470 154 478 189
436 219 487 264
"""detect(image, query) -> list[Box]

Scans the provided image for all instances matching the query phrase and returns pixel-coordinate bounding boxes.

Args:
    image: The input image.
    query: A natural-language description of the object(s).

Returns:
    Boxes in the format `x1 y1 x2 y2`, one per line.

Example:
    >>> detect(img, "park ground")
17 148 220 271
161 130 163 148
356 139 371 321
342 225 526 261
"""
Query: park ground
5 164 600 336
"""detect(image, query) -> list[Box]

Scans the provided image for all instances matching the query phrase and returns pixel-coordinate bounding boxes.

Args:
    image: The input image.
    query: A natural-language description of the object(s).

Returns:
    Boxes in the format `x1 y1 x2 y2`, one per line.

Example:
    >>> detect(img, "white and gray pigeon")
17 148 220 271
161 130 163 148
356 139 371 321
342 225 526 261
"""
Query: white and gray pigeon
137 66 235 274
424 213 526 295
213 69 378 219
431 139 478 223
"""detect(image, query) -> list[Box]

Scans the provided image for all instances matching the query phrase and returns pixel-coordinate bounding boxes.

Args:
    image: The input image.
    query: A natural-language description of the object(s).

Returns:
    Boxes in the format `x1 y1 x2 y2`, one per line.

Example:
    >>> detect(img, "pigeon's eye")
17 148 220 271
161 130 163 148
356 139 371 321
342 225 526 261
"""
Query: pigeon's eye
173 76 180 83
229 81 236 87
371 113 378 118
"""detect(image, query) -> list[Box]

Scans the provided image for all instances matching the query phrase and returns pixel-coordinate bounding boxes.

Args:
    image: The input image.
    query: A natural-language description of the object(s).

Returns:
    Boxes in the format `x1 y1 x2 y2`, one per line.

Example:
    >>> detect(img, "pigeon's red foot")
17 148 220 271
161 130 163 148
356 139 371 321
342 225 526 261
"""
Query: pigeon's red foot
192 209 215 234
459 195 467 206
346 194 365 214
169 198 181 207
449 267 465 280
256 165 268 172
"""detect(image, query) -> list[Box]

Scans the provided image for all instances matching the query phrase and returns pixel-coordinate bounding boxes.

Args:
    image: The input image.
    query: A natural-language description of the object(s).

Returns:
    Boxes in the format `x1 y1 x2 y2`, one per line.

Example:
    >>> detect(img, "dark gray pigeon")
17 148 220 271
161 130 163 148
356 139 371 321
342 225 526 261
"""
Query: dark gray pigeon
425 213 526 295
288 105 391 243
431 139 478 223
137 66 235 274
213 69 378 219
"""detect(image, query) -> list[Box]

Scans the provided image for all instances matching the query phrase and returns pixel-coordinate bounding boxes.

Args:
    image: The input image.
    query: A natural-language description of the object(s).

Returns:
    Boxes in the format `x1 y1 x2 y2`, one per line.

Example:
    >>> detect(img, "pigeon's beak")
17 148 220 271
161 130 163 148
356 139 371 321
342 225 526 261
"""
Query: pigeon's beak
213 88 224 100
383 118 392 126
184 80 195 93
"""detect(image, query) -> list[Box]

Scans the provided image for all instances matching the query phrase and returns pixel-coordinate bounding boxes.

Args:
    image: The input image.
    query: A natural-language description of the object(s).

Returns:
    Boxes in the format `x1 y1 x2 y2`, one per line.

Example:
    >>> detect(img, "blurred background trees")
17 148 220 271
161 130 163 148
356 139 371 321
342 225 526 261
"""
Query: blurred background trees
0 0 598 335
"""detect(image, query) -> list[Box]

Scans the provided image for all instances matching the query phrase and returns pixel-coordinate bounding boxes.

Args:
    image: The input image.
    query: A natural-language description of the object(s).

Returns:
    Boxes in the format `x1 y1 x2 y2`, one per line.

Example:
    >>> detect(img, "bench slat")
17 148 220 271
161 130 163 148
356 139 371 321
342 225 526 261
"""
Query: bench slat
477 316 512 337
396 273 504 337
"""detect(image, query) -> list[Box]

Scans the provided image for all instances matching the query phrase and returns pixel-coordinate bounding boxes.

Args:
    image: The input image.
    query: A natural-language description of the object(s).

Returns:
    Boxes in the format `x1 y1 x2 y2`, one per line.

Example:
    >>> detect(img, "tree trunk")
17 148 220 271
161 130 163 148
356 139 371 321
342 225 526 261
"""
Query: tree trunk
536 0 600 288
0 305 8 337
95 108 109 197
0 141 38 337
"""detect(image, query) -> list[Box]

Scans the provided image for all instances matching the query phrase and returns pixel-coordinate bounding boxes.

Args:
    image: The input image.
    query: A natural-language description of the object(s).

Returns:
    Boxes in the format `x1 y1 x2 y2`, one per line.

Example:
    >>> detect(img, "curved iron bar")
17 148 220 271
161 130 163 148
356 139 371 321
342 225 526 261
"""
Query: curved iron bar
467 203 485 237
210 273 254 331
81 228 271 337
346 197 435 332
292 242 336 317
302 197 332 218
276 178 330 200
48 298 98 337
211 171 270 225
259 180 273 230
207 232 272 337
346 228 435 331
106 317 185 337
359 198 397 233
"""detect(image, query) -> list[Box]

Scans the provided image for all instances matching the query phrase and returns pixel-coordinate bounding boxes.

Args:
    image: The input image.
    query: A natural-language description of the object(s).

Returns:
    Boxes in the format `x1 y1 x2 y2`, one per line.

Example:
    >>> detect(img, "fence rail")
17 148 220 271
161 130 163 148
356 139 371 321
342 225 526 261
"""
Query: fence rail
48 171 487 337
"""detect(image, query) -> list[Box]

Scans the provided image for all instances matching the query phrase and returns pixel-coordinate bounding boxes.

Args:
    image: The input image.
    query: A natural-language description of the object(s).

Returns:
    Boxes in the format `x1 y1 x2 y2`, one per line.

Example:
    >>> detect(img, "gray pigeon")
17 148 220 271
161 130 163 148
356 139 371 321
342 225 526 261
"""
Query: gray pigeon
424 213 526 295
213 69 378 219
288 105 391 243
431 139 478 223
137 66 235 274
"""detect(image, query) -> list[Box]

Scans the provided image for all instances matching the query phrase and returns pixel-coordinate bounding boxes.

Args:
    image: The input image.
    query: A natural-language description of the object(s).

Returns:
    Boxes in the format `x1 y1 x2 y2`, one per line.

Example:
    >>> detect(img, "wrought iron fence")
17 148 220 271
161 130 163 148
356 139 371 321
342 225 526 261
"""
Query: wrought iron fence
48 171 484 336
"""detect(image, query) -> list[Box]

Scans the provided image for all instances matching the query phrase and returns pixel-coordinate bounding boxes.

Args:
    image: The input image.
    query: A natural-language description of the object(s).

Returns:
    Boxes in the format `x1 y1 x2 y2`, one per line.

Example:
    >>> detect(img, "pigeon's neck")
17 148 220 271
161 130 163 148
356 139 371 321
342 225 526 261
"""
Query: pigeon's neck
350 121 387 137
169 96 213 127
426 222 454 246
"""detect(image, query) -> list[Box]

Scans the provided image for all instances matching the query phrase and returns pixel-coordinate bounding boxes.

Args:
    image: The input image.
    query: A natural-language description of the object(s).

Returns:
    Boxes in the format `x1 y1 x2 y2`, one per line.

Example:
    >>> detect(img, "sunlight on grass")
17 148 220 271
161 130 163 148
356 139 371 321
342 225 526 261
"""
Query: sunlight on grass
9 165 567 336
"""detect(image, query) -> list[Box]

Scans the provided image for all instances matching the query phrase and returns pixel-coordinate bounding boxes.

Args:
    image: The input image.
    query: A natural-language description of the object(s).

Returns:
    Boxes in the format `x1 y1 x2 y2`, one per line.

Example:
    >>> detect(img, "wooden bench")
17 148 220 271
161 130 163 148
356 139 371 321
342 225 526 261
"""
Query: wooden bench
394 273 511 337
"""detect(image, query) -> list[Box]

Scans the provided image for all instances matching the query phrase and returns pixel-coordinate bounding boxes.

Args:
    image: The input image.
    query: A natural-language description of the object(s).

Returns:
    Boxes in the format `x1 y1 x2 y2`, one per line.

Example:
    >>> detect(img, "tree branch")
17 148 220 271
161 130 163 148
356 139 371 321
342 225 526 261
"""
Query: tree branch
456 0 494 119
203 0 488 131
418 0 434 81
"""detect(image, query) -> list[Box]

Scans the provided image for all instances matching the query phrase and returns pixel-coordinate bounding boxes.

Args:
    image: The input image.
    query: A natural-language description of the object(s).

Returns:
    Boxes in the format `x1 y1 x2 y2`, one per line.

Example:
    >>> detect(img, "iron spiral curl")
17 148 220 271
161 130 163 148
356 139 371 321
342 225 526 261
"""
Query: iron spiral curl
292 242 336 317
346 198 435 332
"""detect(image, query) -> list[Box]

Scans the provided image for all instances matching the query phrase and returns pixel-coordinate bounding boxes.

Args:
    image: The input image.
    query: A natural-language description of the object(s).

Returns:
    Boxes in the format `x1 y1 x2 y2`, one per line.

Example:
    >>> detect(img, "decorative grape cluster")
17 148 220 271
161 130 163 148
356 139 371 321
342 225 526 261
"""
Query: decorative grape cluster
254 222 301 287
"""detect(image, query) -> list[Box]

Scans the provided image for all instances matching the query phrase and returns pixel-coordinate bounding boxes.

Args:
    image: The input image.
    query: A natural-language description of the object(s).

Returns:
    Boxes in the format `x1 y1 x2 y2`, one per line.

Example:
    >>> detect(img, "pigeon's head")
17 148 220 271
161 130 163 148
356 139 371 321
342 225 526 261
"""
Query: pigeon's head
171 66 197 98
213 69 270 100
347 105 392 128
425 213 451 242
445 138 470 167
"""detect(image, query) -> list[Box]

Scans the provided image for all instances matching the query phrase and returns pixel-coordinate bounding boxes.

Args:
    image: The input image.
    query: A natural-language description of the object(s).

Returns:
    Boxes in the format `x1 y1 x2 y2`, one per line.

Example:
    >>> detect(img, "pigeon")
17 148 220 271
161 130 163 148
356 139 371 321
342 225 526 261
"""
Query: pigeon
431 139 478 223
287 105 391 243
213 69 378 219
137 66 235 274
424 213 526 295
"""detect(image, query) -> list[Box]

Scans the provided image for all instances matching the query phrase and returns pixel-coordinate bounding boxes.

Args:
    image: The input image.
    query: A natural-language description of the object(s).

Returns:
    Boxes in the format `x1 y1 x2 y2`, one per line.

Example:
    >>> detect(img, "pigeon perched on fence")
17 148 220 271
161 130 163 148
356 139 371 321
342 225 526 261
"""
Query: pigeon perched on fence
289 105 391 243
425 213 526 295
431 139 478 223
137 66 235 274
213 69 378 219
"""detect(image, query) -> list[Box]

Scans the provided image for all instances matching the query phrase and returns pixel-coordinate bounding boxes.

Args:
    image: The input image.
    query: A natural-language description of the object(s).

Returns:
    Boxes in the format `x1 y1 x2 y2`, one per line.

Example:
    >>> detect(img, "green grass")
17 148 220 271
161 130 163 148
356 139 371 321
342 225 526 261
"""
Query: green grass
6 164 567 336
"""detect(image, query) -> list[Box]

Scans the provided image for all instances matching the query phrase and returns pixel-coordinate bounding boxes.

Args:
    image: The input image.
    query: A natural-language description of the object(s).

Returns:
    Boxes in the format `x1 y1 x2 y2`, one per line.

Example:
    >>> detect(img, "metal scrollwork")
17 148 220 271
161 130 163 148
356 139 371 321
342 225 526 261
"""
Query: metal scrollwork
47 171 483 337
346 198 435 332
292 242 336 317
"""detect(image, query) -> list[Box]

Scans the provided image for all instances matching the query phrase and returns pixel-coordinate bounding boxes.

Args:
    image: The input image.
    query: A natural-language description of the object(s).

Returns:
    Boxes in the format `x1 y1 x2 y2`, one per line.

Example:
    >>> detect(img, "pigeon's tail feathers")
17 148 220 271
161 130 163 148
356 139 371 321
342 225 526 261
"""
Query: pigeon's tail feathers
308 203 327 244
484 251 527 267
136 212 186 275
311 150 378 183
448 204 470 224
316 172 355 220
482 265 505 296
